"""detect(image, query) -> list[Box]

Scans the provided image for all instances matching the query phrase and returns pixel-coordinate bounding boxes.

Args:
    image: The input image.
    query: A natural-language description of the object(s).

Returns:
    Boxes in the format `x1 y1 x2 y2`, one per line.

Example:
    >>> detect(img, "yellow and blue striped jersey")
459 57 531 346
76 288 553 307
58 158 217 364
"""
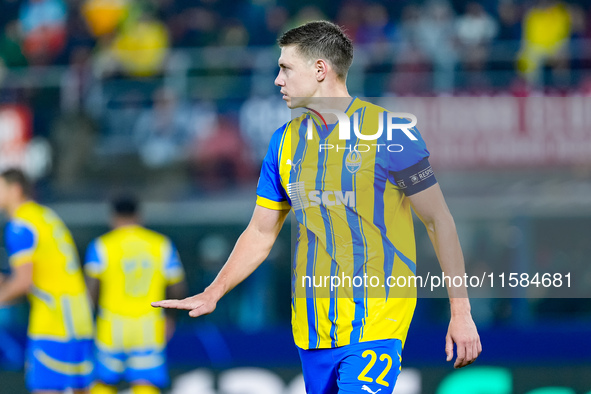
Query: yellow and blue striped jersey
4 201 93 341
256 98 437 350
84 225 184 352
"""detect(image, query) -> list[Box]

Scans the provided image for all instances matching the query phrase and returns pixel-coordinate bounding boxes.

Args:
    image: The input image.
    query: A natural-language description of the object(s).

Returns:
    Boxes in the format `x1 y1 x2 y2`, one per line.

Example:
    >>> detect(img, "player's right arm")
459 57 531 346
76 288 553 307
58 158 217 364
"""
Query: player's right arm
0 264 33 304
153 124 291 317
152 204 289 317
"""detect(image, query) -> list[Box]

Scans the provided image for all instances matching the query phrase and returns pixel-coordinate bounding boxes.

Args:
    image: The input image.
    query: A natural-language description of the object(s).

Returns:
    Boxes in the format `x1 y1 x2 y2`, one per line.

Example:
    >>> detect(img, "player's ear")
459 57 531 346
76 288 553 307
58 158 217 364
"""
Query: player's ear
315 59 328 82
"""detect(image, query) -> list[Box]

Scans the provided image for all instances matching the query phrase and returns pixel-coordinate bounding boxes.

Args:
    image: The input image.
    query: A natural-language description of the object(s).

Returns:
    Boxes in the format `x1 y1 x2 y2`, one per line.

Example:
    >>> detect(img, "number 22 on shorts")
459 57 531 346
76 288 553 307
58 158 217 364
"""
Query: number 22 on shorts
357 349 394 387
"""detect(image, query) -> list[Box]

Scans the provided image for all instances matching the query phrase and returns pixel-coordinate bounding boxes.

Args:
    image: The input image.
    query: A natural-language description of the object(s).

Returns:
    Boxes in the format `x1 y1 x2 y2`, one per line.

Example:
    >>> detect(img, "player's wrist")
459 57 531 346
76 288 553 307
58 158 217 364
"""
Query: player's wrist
449 297 472 317
203 284 225 302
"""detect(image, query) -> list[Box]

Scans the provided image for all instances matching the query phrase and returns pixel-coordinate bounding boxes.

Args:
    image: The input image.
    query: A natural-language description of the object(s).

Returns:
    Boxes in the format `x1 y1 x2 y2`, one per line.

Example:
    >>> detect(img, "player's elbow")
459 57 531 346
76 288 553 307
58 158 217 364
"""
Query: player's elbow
13 264 34 296
245 224 279 253
11 275 33 298
422 210 456 236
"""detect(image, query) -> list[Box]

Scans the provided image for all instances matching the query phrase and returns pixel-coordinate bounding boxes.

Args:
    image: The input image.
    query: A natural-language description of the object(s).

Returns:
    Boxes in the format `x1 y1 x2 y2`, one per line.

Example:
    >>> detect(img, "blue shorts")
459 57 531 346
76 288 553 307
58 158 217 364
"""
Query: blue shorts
95 347 169 388
298 339 403 394
26 338 94 391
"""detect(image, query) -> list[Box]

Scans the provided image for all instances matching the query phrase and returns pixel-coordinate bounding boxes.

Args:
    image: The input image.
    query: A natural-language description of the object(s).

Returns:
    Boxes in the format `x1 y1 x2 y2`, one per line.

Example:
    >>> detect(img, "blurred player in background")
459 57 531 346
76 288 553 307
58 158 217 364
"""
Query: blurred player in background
85 195 186 394
0 168 94 394
154 21 481 393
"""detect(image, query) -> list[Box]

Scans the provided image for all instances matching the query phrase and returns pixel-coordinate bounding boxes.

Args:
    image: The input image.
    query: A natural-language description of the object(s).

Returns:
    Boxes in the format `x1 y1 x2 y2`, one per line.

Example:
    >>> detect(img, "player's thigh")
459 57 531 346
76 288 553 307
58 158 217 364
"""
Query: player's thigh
337 339 402 394
298 347 340 394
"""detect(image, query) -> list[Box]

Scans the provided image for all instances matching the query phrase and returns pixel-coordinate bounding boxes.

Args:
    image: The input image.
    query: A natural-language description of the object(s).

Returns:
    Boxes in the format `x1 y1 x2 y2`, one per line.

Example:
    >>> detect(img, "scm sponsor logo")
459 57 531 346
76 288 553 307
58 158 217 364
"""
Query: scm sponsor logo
308 190 355 207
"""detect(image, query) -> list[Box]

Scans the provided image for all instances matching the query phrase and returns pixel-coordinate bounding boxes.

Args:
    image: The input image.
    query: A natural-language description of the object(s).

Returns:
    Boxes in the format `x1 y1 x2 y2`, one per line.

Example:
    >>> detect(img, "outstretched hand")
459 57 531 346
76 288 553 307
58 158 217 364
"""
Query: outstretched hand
445 313 482 368
152 292 218 318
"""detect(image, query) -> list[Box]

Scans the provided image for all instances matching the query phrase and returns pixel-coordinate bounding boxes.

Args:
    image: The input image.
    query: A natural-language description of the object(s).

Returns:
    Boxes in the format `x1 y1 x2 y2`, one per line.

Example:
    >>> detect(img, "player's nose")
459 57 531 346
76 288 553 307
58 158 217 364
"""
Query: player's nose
274 74 284 87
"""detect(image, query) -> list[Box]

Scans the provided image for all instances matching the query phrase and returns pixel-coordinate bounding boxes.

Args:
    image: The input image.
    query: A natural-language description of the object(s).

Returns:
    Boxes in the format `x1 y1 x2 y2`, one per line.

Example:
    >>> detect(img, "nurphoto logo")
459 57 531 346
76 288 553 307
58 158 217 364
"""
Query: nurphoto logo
305 107 418 142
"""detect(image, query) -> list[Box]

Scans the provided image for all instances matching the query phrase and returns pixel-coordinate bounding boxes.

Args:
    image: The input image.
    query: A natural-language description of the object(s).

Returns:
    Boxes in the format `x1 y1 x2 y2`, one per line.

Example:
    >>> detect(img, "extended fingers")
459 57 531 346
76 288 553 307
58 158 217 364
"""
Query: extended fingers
464 342 474 367
470 336 482 364
152 294 216 318
454 340 466 368
471 341 479 364
445 334 453 362
455 336 481 368
151 299 193 310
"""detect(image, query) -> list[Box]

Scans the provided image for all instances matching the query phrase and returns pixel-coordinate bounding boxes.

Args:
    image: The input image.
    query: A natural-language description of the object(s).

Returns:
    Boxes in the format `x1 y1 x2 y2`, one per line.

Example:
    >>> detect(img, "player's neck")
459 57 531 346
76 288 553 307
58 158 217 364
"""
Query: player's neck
7 198 30 217
113 217 140 229
307 84 352 114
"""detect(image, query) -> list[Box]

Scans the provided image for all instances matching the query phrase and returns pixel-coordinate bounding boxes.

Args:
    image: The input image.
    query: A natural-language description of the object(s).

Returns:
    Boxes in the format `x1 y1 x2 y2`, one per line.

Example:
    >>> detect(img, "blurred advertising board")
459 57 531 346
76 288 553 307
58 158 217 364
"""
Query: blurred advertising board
165 365 591 394
0 105 32 169
377 96 591 169
2 365 591 394
0 105 51 178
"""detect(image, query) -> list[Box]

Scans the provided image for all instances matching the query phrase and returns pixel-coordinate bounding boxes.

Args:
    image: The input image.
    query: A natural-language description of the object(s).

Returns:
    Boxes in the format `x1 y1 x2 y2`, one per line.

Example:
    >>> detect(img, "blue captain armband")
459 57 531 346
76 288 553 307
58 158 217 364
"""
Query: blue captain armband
390 157 437 196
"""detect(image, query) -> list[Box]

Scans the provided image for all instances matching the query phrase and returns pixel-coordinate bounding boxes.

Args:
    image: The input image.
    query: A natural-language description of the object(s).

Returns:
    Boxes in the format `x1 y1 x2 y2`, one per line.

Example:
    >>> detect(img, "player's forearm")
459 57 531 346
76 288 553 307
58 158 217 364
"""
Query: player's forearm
425 211 470 301
204 224 278 301
0 277 30 304
0 264 33 305
449 297 471 316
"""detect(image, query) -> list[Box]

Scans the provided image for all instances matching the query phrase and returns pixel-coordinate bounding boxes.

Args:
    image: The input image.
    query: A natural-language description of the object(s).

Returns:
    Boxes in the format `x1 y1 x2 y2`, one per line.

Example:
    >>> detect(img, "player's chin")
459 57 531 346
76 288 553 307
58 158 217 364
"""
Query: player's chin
285 97 305 109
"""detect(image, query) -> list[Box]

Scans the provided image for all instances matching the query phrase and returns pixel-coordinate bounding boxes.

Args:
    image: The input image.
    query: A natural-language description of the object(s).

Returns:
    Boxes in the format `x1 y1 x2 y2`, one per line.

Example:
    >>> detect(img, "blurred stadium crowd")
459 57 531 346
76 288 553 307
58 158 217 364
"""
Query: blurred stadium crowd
1 0 590 84
1 0 591 198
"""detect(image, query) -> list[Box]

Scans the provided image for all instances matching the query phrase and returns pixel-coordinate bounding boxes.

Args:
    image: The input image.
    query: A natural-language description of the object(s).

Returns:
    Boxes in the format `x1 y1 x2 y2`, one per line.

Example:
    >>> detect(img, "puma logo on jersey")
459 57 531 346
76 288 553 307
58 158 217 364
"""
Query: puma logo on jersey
361 385 381 394
285 159 301 172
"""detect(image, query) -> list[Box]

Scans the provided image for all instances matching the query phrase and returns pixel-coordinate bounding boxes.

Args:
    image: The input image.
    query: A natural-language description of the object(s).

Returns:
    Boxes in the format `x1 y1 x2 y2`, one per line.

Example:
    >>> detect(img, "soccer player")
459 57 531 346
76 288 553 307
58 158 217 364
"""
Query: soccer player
0 168 94 394
85 195 186 394
153 21 481 393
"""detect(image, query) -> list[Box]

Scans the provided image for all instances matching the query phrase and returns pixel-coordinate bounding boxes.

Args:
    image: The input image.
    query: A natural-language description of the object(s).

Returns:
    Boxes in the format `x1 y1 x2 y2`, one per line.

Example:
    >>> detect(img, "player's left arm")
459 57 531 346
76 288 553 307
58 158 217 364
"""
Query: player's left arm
83 240 103 309
164 240 187 302
0 263 33 305
0 221 36 305
408 183 482 368
85 276 100 308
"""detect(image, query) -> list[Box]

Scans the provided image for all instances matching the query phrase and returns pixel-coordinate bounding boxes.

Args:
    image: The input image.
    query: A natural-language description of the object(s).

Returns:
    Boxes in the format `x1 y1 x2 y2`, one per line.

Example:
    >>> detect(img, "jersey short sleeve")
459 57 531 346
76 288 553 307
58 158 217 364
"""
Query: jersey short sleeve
4 220 37 268
84 239 106 278
386 116 437 196
256 123 291 210
164 240 185 285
